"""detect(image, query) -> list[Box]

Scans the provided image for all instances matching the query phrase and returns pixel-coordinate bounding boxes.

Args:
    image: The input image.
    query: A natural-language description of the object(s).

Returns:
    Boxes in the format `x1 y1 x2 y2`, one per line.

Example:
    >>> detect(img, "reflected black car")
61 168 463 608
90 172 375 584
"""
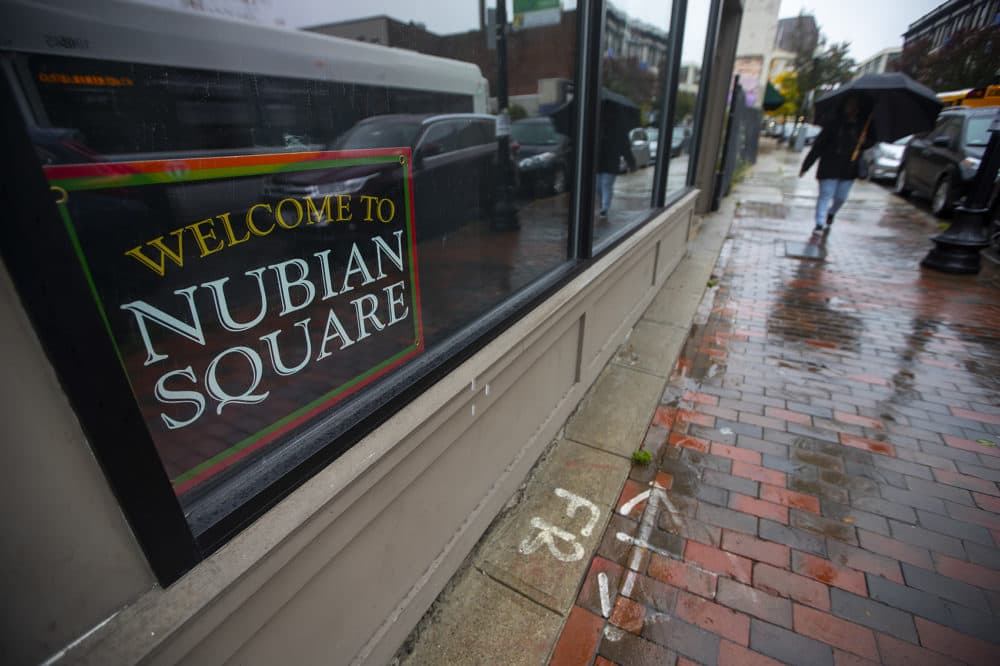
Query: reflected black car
512 117 570 197
263 113 500 240
670 126 691 157
895 107 996 217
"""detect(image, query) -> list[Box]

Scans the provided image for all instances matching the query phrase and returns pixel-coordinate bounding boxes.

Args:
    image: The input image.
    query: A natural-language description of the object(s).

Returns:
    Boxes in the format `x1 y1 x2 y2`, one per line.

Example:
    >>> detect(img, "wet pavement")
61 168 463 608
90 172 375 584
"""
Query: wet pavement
550 144 1000 665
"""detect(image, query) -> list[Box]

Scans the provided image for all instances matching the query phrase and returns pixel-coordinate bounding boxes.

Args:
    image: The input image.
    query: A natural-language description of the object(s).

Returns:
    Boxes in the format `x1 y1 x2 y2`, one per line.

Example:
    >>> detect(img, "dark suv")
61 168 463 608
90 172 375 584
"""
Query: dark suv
264 113 500 240
895 107 997 217
511 116 569 197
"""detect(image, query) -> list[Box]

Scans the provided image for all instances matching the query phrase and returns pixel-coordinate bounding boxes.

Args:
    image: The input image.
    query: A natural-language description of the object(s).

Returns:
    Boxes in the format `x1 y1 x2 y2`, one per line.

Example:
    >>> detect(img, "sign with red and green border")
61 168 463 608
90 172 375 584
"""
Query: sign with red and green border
44 148 423 496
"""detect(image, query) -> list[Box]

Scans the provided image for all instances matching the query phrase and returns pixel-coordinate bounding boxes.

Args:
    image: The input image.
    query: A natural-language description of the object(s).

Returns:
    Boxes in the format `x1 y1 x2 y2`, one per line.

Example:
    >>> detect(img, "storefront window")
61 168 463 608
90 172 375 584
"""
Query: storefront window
4 0 579 538
669 0 713 197
592 0 673 246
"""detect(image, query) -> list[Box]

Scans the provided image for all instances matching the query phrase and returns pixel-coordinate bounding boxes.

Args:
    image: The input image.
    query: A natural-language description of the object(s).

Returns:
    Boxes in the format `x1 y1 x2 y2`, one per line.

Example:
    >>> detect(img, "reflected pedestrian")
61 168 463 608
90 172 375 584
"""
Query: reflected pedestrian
596 117 636 217
799 94 875 235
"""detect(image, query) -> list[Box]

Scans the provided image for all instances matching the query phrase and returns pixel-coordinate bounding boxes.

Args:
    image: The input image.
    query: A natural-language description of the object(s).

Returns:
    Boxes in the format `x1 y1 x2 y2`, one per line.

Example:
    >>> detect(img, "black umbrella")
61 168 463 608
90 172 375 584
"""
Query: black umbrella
547 87 641 138
814 73 942 143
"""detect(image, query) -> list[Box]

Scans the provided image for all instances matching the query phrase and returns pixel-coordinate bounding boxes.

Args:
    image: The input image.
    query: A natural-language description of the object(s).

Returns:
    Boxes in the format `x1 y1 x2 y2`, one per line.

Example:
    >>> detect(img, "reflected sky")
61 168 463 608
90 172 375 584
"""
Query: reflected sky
136 0 712 62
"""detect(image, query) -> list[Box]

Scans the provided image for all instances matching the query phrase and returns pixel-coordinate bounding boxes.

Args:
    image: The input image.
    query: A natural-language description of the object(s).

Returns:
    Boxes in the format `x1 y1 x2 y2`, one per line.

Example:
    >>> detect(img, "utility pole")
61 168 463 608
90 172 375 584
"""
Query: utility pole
491 0 520 230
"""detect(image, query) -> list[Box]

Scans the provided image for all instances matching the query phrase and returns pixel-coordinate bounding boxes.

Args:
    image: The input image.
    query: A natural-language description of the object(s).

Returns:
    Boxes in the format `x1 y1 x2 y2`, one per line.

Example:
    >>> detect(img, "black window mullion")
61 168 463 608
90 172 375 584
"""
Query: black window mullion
572 0 606 260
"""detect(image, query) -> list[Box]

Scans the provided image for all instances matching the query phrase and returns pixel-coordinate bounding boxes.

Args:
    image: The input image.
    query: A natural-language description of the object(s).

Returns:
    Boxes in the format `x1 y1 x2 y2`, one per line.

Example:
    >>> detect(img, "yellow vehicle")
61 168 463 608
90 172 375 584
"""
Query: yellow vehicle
937 85 1000 107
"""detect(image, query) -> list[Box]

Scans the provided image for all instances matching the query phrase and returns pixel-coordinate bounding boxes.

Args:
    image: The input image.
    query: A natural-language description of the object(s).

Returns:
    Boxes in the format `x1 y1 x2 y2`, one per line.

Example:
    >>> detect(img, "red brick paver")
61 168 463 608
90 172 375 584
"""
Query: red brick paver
547 152 1000 665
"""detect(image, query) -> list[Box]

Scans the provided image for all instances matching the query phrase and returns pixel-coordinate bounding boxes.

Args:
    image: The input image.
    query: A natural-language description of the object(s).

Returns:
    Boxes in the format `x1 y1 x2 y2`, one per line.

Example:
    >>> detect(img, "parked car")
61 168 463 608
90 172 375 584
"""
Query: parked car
264 113 501 240
646 127 659 159
895 107 995 217
862 135 911 181
801 124 822 145
629 127 652 168
511 116 570 196
671 126 691 157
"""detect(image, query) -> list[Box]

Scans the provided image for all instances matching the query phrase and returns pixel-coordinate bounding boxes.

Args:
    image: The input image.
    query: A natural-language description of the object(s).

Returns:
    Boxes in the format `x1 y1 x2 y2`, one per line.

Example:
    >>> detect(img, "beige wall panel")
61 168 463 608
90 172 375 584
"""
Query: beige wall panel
0 262 153 666
579 246 656 373
185 319 581 665
656 210 691 285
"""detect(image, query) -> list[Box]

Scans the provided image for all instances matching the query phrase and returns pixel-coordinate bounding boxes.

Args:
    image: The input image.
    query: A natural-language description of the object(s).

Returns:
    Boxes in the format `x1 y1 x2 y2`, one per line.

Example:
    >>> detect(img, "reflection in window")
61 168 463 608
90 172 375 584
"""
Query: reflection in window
593 1 673 246
7 0 577 535
668 0 712 198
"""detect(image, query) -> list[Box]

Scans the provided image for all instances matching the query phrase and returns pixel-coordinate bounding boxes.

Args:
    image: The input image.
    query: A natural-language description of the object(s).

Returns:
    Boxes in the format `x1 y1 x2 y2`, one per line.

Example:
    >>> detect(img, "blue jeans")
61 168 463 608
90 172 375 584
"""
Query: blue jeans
597 172 616 212
816 179 853 228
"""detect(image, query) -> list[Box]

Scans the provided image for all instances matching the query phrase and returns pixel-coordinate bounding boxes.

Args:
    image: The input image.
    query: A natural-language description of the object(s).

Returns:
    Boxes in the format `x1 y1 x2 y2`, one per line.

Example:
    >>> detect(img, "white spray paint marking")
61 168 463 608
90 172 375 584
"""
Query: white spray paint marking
555 488 601 536
485 383 490 396
471 403 476 417
598 572 611 618
621 570 638 598
623 482 677 574
603 626 624 642
518 517 585 561
517 489 600 563
615 532 676 559
471 378 476 392
618 489 651 517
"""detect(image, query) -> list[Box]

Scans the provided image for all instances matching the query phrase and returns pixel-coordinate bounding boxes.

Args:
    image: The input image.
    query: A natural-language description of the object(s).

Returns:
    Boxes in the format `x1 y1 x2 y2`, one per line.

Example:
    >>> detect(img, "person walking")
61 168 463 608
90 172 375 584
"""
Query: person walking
799 94 875 235
596 113 636 218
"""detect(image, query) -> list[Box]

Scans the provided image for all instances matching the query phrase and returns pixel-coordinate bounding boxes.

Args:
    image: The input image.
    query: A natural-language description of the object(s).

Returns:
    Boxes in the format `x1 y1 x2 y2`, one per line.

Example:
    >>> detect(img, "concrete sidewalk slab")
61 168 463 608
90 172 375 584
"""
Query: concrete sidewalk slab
564 365 665 457
403 567 562 666
475 477 611 614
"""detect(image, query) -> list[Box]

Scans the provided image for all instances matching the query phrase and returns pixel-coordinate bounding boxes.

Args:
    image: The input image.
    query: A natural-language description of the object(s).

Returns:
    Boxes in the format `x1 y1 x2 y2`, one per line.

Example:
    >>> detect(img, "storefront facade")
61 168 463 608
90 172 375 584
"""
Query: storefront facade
0 1 744 663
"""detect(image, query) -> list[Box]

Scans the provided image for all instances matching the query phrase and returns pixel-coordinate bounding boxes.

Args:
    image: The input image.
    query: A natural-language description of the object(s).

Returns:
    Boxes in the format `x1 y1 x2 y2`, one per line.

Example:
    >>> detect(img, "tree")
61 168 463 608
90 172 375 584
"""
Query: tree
769 72 799 118
778 12 855 119
897 25 999 91
674 91 697 125
795 41 856 118
602 56 657 108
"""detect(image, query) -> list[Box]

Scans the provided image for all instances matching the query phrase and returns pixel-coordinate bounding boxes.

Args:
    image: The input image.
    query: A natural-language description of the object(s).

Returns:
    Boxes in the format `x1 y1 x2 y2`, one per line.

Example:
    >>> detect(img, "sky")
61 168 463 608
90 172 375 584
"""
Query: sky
138 0 940 66
138 0 713 62
778 0 942 63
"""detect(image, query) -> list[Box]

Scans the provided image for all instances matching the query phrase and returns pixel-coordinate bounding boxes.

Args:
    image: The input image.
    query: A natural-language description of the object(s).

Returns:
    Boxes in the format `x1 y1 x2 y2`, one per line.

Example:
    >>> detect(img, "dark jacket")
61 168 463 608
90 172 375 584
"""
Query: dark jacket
597 118 636 174
801 119 876 180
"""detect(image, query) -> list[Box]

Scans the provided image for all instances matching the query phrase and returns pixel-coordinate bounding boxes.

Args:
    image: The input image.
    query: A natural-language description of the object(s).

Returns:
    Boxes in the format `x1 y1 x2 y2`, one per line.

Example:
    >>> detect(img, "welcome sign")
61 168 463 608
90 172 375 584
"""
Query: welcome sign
44 149 423 495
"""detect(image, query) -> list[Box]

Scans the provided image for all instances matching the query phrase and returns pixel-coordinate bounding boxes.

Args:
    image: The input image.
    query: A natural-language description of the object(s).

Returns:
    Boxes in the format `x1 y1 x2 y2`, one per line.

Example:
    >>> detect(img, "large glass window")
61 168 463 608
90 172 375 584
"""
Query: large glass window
2 0 717 580
4 0 579 540
593 1 674 246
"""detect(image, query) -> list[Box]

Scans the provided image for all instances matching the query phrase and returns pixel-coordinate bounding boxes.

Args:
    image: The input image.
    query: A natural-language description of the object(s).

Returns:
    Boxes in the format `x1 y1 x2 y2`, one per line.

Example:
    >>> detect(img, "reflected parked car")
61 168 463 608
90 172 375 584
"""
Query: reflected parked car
862 135 911 181
801 124 822 145
647 127 660 159
629 128 652 168
264 113 501 240
895 107 995 217
671 126 691 157
512 116 570 196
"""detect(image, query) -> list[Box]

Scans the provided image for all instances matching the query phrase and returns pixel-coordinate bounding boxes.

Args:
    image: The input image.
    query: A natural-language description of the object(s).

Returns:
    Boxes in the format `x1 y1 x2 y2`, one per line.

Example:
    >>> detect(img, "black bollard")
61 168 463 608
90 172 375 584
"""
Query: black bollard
921 109 1000 274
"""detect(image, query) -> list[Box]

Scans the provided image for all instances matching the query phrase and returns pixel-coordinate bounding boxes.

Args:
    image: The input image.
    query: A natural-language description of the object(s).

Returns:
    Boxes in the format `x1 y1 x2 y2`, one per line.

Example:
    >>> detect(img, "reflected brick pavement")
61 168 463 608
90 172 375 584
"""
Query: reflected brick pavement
550 151 1000 664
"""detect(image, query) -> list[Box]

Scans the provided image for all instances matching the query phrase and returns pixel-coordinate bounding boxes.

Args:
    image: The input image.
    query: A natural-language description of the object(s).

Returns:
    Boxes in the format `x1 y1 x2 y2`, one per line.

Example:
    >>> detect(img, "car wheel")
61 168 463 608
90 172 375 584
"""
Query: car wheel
551 167 567 194
894 164 911 197
931 175 952 217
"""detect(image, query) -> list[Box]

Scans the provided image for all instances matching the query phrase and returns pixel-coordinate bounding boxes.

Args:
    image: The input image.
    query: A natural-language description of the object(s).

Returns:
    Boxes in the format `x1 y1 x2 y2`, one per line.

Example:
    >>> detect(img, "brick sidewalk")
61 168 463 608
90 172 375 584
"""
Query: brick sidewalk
551 152 1000 665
